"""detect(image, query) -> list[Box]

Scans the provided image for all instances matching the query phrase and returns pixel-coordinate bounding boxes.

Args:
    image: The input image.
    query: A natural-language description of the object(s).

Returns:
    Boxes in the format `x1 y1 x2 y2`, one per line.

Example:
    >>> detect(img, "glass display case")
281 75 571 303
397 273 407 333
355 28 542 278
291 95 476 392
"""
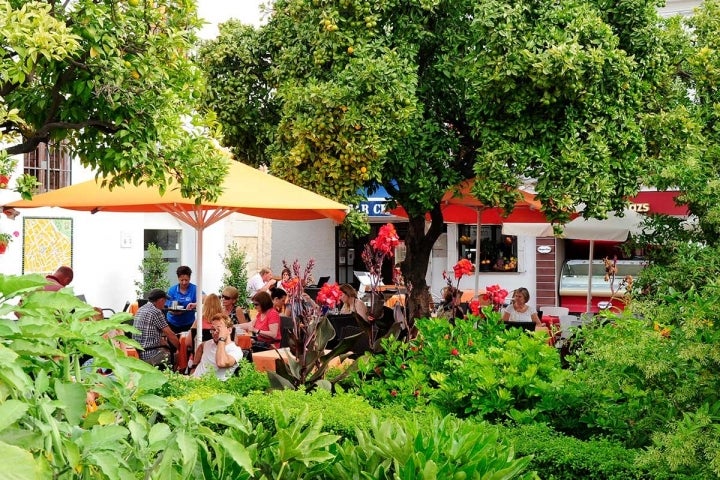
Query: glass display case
559 259 646 297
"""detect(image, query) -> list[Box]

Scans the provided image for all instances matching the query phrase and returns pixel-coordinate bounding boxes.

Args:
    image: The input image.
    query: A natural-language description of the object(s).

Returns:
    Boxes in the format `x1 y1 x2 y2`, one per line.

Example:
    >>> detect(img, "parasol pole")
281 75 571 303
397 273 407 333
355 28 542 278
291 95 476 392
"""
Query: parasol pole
586 240 595 314
474 208 482 297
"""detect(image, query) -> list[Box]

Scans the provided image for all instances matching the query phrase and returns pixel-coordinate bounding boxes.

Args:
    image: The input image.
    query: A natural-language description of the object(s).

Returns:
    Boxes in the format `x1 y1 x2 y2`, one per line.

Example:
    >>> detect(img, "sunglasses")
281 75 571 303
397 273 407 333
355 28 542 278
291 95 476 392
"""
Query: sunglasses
221 295 235 300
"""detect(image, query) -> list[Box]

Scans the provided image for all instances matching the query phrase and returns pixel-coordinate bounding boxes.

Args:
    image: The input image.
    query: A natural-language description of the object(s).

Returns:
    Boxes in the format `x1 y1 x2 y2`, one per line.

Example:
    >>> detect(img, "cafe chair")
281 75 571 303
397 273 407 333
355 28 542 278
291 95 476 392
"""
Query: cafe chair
558 315 579 339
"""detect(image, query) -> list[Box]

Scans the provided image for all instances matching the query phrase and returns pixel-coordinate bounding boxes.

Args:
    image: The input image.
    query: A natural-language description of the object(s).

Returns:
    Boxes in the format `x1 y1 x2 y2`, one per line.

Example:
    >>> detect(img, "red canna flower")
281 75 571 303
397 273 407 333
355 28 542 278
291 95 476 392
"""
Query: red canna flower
316 282 342 308
390 389 398 397
450 348 459 356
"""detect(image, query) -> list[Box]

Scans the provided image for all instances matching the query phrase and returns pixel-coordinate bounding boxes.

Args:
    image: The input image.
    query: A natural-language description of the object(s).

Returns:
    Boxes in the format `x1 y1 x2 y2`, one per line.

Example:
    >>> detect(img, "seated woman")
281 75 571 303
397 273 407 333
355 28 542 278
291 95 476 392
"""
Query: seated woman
339 283 368 322
191 293 224 342
502 287 541 327
220 286 249 324
237 291 281 350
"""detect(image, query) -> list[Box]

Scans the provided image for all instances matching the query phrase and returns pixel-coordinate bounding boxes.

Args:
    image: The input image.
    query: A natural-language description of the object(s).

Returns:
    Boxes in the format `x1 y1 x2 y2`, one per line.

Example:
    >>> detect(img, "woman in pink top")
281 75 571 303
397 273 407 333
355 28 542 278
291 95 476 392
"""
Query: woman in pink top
238 291 281 349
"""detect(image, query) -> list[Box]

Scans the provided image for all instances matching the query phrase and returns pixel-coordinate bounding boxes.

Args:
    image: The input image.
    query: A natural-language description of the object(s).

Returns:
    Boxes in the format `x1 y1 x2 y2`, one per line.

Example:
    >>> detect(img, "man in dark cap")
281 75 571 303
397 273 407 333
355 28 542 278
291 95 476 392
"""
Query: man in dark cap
132 288 180 368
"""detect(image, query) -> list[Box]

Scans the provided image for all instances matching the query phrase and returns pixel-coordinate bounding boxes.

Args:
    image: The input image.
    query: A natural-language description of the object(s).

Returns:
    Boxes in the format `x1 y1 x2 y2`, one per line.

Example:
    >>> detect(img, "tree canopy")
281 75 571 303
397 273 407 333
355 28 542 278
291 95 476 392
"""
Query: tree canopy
199 0 690 316
0 0 227 200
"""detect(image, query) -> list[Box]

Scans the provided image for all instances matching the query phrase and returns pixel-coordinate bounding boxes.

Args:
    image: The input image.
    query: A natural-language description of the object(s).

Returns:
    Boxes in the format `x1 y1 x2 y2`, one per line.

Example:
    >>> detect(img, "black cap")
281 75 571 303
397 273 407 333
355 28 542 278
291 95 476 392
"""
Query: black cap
147 288 168 302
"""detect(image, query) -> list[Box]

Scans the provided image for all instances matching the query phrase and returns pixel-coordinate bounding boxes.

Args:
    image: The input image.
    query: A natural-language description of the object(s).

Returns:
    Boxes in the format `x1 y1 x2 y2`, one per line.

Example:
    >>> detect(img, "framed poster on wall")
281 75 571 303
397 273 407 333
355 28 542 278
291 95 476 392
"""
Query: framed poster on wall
22 217 73 274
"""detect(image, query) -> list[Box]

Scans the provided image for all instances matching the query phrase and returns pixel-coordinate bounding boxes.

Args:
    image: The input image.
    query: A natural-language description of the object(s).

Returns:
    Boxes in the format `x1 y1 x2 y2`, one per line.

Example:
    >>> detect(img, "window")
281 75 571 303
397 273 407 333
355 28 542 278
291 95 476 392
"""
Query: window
458 225 518 272
23 141 71 192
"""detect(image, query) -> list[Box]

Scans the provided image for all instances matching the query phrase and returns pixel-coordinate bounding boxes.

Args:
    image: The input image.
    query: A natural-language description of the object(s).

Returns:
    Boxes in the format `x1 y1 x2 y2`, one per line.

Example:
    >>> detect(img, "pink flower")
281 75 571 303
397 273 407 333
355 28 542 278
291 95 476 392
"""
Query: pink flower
316 283 342 308
12 231 19 237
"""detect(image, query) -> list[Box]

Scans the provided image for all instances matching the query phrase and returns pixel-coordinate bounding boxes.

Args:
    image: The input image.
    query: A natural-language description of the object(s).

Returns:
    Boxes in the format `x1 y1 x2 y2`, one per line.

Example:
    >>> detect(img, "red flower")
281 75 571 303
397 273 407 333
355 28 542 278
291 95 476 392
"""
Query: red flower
370 223 400 255
450 348 459 356
390 389 398 397
316 282 342 308
469 298 481 315
485 284 509 311
452 258 474 279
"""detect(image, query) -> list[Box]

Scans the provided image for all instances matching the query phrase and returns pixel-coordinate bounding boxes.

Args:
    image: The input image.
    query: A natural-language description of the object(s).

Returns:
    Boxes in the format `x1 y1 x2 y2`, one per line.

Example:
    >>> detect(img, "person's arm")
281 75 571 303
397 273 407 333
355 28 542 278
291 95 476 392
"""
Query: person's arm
253 321 279 340
214 324 237 368
161 326 180 350
355 298 368 321
191 342 204 368
501 309 511 322
235 306 249 324
531 311 541 325
238 318 256 331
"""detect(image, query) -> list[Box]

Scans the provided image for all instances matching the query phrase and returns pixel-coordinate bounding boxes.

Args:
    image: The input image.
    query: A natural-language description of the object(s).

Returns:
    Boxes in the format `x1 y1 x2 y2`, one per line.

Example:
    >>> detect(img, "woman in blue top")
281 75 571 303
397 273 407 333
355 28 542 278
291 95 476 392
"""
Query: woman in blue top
166 265 199 333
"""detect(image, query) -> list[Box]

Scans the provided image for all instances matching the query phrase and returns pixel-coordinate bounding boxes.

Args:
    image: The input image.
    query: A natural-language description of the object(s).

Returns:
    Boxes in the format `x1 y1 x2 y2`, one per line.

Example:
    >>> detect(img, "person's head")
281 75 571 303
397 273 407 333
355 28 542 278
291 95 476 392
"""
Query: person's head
147 288 168 308
53 266 74 286
221 286 239 308
209 313 233 343
176 265 192 288
259 267 273 282
252 291 273 312
270 287 287 311
512 287 530 304
202 293 223 320
339 283 358 303
280 267 291 281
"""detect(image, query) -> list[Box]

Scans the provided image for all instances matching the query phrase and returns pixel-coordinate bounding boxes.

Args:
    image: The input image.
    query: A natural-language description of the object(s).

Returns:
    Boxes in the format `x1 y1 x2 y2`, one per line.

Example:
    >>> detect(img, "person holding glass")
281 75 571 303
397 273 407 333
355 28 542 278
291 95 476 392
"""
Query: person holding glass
237 291 281 350
166 265 202 334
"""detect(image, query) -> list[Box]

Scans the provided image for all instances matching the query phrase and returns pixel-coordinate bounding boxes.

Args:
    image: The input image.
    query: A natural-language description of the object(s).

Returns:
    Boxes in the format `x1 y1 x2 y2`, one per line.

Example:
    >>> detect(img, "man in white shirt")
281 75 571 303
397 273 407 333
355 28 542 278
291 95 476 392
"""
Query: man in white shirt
191 313 243 380
247 267 276 301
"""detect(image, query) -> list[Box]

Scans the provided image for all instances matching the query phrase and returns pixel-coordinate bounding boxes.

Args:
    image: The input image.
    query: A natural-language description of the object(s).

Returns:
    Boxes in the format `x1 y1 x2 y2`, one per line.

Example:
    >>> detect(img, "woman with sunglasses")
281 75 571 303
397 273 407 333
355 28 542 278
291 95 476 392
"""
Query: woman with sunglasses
220 286 249 324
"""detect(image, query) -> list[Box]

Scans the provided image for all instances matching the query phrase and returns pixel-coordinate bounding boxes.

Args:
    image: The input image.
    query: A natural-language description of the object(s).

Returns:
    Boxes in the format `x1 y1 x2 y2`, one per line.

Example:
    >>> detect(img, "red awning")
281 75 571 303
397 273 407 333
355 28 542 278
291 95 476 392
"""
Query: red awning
629 191 687 216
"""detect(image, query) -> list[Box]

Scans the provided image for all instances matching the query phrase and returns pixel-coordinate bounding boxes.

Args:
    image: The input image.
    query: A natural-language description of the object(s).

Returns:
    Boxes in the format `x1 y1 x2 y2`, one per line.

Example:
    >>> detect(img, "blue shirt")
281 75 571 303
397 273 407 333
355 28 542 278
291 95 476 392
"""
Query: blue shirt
166 283 198 328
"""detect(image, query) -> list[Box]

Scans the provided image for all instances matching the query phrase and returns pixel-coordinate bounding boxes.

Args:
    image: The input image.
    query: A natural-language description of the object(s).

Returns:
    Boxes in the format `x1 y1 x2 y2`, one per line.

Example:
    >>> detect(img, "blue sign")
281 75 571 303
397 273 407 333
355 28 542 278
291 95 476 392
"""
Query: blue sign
357 200 390 217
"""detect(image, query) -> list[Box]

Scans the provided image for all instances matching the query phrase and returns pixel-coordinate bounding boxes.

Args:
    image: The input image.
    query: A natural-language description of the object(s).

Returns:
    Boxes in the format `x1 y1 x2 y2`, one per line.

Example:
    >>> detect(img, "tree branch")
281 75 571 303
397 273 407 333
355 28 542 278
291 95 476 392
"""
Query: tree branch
4 120 119 155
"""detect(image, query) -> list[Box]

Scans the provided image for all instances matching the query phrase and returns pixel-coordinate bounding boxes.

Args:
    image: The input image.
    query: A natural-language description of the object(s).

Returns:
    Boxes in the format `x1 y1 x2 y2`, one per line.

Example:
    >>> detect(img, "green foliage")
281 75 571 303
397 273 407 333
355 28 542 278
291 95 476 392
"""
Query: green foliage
134 242 170 298
237 388 379 442
637 402 720 479
634 241 720 303
551 312 720 448
332 415 537 480
501 423 648 480
349 310 567 421
220 242 250 308
1 0 228 203
157 362 269 401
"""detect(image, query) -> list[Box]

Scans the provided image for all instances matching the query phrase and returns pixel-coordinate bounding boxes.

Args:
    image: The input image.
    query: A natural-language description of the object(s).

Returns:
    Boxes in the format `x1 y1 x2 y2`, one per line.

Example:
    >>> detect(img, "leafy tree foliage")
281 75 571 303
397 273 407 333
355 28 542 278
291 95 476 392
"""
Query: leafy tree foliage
0 0 227 201
200 0 679 317
644 0 720 245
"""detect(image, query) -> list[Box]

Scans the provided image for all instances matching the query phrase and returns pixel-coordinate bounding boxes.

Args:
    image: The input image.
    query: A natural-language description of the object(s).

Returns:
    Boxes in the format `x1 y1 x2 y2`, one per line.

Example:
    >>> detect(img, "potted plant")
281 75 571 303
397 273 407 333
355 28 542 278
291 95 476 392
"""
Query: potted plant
0 230 19 254
0 151 18 189
134 243 170 299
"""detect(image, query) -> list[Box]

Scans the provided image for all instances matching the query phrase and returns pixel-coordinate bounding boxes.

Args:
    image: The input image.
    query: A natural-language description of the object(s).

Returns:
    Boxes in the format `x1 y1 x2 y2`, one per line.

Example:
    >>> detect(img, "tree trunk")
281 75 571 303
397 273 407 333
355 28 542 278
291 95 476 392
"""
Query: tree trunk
402 207 445 321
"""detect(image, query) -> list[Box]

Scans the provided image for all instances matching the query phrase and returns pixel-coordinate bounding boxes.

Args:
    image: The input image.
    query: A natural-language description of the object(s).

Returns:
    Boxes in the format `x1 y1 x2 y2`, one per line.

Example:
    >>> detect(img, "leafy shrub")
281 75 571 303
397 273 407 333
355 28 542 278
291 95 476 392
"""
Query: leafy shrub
221 242 250 308
551 312 720 447
331 414 536 479
236 388 379 441
158 361 269 401
636 403 720 479
501 423 649 479
348 311 567 421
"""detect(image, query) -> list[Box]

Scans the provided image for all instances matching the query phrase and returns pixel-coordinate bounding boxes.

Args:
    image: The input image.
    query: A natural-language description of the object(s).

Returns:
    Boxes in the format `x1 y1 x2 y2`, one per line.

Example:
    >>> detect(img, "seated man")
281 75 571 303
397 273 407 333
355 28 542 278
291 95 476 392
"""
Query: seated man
132 288 180 368
191 313 243 380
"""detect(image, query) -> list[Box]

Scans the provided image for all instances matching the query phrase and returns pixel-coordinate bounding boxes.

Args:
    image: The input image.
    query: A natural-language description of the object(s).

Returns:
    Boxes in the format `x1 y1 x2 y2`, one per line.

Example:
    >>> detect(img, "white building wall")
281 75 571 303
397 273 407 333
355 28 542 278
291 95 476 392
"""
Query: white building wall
270 219 337 283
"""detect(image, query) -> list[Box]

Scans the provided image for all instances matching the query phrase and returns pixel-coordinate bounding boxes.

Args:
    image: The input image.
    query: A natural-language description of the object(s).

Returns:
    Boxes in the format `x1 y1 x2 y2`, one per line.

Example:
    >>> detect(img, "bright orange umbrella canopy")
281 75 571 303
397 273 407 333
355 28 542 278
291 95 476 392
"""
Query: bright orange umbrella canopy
8 160 348 224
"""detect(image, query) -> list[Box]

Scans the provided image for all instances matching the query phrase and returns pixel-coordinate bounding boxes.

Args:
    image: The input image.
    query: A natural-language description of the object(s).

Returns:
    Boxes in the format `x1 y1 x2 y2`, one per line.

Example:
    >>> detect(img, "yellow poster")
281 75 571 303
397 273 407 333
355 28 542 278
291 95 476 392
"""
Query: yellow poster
22 217 73 274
